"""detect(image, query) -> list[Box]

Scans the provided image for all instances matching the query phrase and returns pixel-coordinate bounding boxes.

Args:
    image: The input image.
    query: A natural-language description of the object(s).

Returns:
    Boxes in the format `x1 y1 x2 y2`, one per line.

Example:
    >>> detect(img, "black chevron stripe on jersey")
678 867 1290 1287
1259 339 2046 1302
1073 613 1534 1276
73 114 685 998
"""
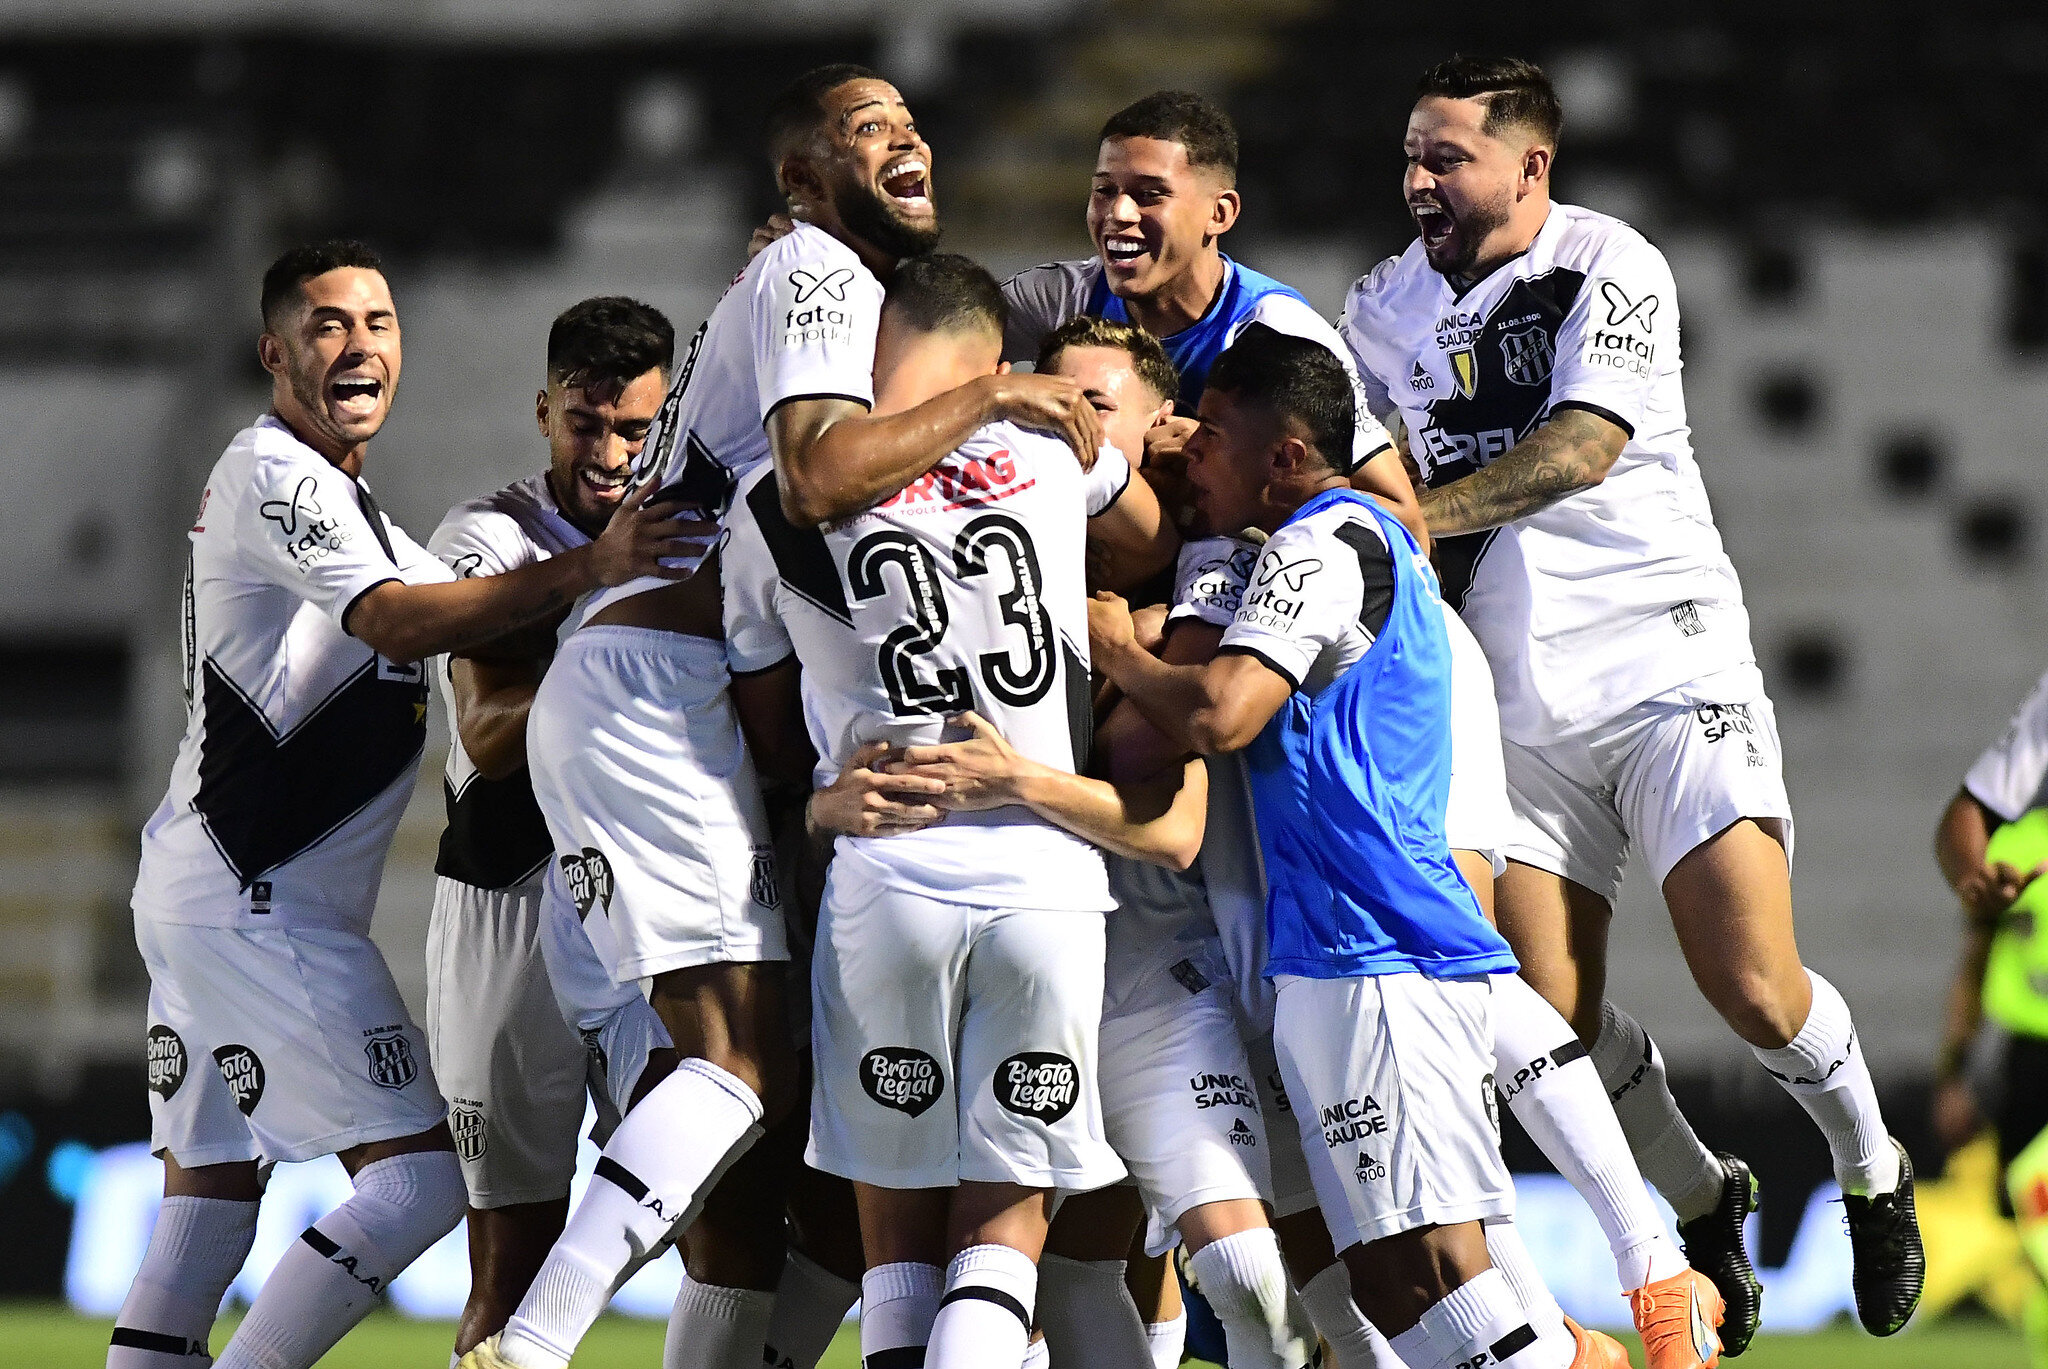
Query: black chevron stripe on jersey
1334 521 1396 638
193 655 427 890
1434 528 1501 614
1060 636 1092 774
1417 267 1587 487
656 430 738 517
436 769 552 890
747 472 852 625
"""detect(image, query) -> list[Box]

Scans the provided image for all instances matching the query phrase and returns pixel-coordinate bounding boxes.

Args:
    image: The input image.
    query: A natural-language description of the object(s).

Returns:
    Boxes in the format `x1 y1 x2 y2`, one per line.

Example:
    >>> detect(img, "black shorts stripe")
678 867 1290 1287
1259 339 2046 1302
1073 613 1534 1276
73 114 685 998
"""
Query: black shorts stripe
595 1155 650 1202
862 1347 928 1369
937 1283 1031 1331
110 1326 199 1355
1550 1039 1589 1068
299 1225 340 1258
1490 1322 1538 1362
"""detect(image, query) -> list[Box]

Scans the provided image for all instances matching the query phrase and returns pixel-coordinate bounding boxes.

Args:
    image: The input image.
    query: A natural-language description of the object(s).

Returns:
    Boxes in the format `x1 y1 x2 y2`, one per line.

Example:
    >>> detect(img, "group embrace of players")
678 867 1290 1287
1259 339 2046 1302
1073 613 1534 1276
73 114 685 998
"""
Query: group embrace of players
110 53 1926 1369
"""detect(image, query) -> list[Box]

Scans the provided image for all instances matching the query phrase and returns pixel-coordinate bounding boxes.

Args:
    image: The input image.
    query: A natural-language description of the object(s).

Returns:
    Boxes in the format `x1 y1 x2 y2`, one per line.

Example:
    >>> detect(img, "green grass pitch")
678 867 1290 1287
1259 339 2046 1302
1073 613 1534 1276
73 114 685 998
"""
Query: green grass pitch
3 1303 2030 1368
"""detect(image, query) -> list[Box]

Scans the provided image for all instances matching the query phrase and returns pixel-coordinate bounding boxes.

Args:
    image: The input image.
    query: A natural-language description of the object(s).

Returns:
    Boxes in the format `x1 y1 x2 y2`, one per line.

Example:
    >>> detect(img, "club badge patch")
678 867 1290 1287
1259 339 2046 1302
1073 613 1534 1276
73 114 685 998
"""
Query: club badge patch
450 1104 487 1162
560 848 615 921
749 846 781 910
860 1047 944 1117
212 1044 265 1115
993 1052 1078 1123
364 1030 418 1090
146 1025 187 1100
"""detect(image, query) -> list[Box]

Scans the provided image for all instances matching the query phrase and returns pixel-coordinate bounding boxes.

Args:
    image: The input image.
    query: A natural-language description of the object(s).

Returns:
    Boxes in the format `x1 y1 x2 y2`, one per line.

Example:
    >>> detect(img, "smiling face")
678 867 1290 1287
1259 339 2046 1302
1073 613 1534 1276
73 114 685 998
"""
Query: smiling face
260 266 399 465
539 366 667 537
1403 94 1549 281
1088 135 1236 304
801 77 940 261
1041 343 1172 468
1183 386 1280 537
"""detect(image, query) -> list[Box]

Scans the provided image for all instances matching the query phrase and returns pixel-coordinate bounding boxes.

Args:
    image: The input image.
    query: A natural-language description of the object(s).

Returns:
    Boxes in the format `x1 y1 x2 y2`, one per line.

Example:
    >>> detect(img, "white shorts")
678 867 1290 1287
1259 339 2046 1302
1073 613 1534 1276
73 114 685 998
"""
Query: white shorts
1099 984 1270 1255
425 877 589 1208
1502 667 1795 904
808 861 1124 1192
139 916 446 1167
528 626 788 982
533 861 673 1145
1446 618 1513 878
1273 973 1513 1251
1246 1032 1318 1220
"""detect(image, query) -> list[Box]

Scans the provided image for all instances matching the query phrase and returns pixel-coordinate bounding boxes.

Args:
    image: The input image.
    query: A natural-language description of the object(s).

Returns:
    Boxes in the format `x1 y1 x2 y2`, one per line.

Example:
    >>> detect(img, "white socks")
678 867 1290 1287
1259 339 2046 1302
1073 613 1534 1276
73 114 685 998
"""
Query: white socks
1036 1253 1152 1368
1590 1001 1726 1223
1297 1263 1402 1368
1752 970 1898 1196
1493 976 1687 1290
110 1194 259 1367
1388 1268 1569 1369
1480 1219 1568 1349
664 1274 775 1369
1187 1229 1318 1369
215 1151 465 1369
499 1058 765 1369
1021 1336 1050 1369
763 1249 860 1369
1145 1311 1187 1369
928 1244 1037 1369
860 1261 942 1368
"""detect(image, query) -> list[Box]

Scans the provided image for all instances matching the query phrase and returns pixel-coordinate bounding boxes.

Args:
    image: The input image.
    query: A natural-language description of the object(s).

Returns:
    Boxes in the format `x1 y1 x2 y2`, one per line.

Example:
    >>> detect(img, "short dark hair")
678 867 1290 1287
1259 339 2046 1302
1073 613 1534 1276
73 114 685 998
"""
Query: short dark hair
766 63 886 169
547 296 675 389
1037 316 1179 406
1206 324 1355 473
884 253 1007 339
1099 90 1238 183
260 239 384 328
1415 55 1563 147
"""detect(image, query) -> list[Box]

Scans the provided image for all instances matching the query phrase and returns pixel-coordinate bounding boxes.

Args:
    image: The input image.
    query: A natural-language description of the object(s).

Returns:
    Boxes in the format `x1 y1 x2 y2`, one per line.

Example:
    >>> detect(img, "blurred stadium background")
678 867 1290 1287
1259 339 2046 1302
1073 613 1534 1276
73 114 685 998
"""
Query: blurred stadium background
1 0 2045 1361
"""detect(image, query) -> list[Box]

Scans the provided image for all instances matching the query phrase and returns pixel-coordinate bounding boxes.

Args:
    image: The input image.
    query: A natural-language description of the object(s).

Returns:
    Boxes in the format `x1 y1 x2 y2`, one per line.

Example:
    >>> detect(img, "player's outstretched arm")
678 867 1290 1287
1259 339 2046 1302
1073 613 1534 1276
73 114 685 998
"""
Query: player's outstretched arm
767 374 1104 527
345 481 714 663
1086 458 1180 593
1088 592 1293 756
1415 406 1628 536
889 712 1207 870
449 654 546 781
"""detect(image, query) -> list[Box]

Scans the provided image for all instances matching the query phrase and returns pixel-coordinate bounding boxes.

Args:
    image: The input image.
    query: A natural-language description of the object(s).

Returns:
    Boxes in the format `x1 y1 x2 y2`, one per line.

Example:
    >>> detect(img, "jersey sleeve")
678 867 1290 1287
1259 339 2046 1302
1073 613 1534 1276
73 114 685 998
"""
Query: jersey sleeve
1338 268 1401 426
752 240 882 419
1001 261 1092 365
1167 536 1259 629
720 475 796 676
428 505 528 580
1217 515 1373 689
1965 668 2048 821
384 518 457 587
1243 294 1394 464
238 454 414 630
1082 444 1133 517
1546 233 1677 439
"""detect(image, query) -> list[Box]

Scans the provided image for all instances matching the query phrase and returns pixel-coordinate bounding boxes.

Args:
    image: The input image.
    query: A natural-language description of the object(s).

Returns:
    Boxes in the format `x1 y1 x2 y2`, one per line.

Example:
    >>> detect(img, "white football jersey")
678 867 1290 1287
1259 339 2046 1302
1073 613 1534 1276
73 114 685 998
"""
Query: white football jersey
427 472 588 891
1342 203 1756 744
1965 665 2048 822
723 421 1130 912
133 415 454 931
576 220 884 629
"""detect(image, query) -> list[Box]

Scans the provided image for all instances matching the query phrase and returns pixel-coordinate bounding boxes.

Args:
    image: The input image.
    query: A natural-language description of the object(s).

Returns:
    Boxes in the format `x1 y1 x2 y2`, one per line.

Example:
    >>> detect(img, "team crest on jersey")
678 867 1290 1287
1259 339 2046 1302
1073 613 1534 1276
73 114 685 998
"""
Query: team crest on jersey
1448 346 1477 399
748 846 781 909
560 848 615 921
1482 1072 1501 1139
146 1025 187 1099
994 1052 1079 1123
450 1104 487 1161
213 1044 266 1115
860 1047 945 1117
364 1030 418 1090
1499 325 1555 387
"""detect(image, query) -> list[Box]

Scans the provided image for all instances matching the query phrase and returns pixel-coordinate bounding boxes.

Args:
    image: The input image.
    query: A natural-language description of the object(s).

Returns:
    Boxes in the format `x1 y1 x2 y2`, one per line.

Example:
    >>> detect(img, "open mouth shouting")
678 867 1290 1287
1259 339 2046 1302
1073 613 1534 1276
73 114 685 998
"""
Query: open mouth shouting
880 157 932 215
1411 200 1456 253
327 371 384 423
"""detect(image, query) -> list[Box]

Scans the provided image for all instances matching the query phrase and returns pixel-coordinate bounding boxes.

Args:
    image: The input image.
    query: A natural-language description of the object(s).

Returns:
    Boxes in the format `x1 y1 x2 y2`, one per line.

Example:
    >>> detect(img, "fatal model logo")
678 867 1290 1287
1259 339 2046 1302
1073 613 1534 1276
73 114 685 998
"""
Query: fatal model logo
561 848 616 921
790 266 856 304
212 1044 266 1115
364 1030 418 1090
1599 281 1659 329
994 1052 1079 1122
860 1047 945 1117
259 475 349 567
146 1025 187 1099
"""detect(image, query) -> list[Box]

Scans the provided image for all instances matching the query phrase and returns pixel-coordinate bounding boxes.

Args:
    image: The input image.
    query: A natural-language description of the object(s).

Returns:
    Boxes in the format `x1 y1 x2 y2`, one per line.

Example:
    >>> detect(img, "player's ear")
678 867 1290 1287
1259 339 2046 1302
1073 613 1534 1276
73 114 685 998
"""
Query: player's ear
778 148 824 217
256 331 287 379
1273 432 1313 477
1520 143 1552 193
534 387 551 436
1209 185 1242 237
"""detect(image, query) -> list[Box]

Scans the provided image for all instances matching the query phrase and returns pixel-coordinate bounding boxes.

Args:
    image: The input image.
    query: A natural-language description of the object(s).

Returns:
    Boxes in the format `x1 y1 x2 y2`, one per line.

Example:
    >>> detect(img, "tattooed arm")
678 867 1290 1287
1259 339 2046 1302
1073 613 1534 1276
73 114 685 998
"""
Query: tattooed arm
1415 406 1629 536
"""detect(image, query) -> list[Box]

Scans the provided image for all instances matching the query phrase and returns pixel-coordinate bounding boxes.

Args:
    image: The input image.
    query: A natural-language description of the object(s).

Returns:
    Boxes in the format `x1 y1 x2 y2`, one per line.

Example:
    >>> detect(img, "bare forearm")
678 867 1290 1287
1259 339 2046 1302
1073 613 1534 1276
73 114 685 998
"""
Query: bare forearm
1415 409 1622 535
1011 767 1201 870
1094 640 1240 755
777 381 995 525
1940 927 1993 1075
348 550 595 663
1935 790 1994 898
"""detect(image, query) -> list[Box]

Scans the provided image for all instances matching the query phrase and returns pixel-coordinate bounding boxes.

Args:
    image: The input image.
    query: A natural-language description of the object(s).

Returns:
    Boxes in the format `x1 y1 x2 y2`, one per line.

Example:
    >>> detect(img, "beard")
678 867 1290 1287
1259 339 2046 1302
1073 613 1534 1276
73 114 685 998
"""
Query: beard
1425 187 1513 280
837 175 943 261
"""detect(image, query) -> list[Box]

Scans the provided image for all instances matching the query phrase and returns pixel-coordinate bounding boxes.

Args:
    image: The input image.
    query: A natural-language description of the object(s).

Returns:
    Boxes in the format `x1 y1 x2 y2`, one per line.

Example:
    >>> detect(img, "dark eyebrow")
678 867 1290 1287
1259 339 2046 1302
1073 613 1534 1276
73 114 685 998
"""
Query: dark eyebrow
838 98 888 129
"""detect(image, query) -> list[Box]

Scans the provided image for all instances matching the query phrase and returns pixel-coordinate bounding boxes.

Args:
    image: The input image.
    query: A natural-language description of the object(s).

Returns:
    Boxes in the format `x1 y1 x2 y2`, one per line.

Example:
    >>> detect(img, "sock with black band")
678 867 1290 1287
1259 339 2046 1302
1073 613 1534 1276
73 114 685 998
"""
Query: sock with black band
927 1243 1037 1369
1387 1268 1570 1369
109 1194 259 1368
1751 970 1898 1196
860 1261 942 1369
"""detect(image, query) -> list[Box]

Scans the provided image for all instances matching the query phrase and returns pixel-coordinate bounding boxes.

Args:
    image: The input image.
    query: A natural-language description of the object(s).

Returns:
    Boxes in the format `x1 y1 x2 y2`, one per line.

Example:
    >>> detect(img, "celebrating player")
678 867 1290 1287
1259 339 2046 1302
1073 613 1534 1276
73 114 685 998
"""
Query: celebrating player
421 295 679 1356
1340 55 1924 1345
723 255 1170 1369
464 66 1103 1369
114 243 702 1369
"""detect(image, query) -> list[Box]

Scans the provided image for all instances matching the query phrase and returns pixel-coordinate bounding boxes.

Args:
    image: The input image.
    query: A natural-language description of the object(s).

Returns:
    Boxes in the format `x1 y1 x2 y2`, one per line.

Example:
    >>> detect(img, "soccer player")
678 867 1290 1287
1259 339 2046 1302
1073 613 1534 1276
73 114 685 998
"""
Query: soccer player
999 90 1423 541
422 295 678 1356
465 66 1103 1369
1088 327 1628 1369
722 254 1168 1369
1340 55 1923 1344
115 242 701 1369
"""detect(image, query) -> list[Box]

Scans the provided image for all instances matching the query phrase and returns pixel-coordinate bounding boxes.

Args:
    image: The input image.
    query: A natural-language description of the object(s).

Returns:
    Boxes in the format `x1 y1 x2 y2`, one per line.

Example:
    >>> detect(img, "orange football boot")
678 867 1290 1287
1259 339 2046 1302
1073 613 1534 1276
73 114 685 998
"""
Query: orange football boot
1628 1267 1725 1369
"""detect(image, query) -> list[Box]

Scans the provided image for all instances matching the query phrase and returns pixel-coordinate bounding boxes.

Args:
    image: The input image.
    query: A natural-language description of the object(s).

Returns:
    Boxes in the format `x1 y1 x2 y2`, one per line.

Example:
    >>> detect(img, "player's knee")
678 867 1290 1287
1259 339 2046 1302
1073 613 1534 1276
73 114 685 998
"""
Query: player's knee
1704 965 1803 1049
